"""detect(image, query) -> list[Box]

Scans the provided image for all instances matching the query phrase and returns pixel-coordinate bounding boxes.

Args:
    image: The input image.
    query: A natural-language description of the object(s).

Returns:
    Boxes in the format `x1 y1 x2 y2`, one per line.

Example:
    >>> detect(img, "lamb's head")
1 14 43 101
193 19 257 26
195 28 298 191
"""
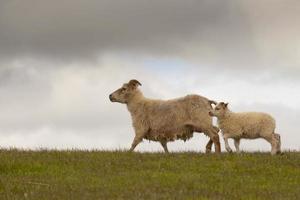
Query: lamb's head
209 102 229 118
109 79 142 104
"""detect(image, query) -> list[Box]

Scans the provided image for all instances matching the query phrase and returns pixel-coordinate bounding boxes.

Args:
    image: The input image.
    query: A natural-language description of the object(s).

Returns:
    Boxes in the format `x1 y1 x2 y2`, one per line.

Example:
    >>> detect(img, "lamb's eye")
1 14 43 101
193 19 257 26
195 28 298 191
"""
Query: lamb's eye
120 88 126 93
215 107 220 111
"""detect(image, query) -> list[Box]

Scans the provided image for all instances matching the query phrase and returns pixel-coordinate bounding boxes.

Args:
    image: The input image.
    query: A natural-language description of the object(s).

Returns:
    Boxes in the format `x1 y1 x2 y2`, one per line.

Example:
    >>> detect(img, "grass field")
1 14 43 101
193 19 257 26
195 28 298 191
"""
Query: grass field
0 150 299 200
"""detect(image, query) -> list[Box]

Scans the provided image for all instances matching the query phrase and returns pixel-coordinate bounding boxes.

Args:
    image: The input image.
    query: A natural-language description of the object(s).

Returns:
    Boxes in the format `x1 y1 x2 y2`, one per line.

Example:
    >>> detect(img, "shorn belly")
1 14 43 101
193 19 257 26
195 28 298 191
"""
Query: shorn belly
144 127 194 142
241 131 261 139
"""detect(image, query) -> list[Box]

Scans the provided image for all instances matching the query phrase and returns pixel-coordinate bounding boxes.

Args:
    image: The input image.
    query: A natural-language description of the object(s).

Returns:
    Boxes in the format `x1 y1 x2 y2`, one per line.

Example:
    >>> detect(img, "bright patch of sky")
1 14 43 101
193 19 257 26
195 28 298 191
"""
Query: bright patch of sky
143 57 191 86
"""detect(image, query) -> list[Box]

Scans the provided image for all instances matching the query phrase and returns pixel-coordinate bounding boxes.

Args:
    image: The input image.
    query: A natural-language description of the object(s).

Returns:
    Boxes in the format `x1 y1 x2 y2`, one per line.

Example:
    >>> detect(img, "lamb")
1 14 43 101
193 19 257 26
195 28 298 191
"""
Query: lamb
209 102 281 155
109 79 221 153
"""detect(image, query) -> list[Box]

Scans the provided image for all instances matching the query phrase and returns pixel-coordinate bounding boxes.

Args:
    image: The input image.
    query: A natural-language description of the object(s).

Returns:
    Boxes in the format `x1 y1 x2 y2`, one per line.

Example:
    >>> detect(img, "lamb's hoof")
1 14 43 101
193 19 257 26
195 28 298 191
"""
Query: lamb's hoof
228 150 233 154
274 151 283 155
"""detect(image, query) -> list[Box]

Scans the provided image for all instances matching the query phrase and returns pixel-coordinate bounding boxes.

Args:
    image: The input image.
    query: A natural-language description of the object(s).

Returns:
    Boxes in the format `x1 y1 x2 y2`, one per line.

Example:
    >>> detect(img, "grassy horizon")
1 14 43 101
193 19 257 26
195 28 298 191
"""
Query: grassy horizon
0 150 299 199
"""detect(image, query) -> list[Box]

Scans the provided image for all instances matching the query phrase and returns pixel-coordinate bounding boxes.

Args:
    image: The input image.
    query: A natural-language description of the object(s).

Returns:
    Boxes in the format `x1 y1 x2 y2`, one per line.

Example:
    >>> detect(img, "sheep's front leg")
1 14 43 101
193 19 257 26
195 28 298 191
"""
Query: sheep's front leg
129 135 144 152
234 139 240 153
223 135 233 153
160 141 169 153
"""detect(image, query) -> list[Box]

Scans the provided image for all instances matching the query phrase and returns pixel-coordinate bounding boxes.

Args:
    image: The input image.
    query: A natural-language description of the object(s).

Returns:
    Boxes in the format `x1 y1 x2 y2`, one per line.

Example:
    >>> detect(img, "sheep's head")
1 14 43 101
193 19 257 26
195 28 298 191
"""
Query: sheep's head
209 102 229 118
109 79 142 104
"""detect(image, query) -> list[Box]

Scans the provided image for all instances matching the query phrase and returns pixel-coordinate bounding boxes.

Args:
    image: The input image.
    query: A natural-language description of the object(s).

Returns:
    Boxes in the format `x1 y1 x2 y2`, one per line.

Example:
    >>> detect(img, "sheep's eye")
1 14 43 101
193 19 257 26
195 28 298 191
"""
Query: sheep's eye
120 88 126 93
215 107 220 111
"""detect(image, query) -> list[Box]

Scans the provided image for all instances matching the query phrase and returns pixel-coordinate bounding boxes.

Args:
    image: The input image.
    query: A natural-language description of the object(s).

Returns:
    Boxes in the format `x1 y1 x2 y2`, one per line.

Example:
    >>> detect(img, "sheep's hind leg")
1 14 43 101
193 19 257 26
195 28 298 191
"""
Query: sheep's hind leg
185 123 220 153
203 127 221 153
205 126 219 153
234 139 240 153
205 139 213 153
160 141 169 153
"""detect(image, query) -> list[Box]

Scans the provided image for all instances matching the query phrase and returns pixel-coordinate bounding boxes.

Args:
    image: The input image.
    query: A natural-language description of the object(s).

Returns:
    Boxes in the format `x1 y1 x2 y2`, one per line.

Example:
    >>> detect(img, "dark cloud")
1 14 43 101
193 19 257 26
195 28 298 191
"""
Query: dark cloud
1 0 298 68
0 0 222 59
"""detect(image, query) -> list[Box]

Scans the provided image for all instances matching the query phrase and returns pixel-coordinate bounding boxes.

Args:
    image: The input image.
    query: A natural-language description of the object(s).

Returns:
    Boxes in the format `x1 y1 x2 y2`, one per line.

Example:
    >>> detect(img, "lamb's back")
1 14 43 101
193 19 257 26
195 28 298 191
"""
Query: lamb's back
220 112 276 138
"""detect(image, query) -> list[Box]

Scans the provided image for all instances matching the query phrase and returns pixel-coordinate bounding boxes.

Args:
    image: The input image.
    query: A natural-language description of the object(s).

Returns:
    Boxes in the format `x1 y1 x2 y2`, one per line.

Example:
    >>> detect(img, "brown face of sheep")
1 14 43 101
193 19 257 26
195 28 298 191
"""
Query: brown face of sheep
209 102 229 117
109 79 142 104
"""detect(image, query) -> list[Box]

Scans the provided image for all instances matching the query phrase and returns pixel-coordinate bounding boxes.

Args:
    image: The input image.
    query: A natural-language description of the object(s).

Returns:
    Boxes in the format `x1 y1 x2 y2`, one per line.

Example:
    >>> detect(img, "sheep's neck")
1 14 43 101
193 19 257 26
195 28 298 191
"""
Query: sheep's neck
126 91 147 114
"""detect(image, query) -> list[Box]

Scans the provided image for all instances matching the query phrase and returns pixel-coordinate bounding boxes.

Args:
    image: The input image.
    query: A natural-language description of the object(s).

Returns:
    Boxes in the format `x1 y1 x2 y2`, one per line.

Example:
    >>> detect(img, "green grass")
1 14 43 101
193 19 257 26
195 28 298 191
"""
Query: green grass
0 150 299 200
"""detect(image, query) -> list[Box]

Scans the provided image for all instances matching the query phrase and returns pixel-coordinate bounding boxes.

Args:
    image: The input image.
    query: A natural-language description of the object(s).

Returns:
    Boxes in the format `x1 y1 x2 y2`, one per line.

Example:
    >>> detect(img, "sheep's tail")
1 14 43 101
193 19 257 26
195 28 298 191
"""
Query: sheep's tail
208 100 217 108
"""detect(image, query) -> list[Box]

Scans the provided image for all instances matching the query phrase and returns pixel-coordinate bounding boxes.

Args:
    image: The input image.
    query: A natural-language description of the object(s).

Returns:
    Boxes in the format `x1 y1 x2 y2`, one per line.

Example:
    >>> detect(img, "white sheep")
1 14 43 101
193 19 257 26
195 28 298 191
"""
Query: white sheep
109 79 221 153
209 102 281 155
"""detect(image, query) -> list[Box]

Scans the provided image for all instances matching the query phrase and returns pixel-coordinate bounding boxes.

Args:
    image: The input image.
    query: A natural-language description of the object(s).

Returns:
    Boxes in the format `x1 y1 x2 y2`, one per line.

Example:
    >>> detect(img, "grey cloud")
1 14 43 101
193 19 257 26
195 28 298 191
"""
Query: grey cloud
1 0 299 71
0 0 221 59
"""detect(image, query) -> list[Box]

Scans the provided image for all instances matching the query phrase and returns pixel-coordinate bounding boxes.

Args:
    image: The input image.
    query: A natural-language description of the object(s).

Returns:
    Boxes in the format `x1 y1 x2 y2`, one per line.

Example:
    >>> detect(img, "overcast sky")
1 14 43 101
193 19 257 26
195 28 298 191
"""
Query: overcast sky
0 0 299 152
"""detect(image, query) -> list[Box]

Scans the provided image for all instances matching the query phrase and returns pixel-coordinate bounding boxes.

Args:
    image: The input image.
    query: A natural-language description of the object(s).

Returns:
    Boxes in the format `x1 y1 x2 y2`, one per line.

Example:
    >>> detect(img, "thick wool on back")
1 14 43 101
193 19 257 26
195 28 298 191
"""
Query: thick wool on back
218 112 276 139
127 93 214 142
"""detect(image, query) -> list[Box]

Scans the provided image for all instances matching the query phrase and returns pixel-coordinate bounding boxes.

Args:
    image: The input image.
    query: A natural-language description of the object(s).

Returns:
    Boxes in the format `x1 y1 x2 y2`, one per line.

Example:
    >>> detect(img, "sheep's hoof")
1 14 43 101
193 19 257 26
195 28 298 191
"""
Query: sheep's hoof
276 149 282 155
205 148 212 154
128 148 134 153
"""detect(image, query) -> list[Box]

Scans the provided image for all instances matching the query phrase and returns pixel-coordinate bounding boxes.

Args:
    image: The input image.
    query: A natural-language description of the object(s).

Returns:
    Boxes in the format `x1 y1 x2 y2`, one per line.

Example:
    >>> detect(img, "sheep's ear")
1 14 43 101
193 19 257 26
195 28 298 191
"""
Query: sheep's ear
224 103 229 108
128 79 142 89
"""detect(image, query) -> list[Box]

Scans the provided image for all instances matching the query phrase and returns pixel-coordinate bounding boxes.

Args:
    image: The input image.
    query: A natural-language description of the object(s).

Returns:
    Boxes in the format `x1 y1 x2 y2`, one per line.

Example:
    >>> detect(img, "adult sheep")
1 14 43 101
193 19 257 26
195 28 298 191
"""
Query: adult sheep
109 79 220 153
209 102 281 155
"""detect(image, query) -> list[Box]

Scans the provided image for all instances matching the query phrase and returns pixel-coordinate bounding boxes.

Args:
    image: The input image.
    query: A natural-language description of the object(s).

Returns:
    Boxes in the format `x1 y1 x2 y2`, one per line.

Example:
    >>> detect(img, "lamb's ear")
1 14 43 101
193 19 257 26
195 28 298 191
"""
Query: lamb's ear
224 103 229 108
128 79 142 89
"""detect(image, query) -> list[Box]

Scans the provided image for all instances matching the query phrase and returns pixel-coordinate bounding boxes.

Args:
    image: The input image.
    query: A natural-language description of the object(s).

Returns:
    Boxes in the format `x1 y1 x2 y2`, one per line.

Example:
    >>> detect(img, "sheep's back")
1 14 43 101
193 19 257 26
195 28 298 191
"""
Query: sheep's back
144 95 212 141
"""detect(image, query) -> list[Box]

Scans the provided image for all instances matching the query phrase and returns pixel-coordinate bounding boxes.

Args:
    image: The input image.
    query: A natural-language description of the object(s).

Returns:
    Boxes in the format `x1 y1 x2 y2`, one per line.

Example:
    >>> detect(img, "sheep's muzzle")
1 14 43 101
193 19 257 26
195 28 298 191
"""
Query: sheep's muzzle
109 94 116 102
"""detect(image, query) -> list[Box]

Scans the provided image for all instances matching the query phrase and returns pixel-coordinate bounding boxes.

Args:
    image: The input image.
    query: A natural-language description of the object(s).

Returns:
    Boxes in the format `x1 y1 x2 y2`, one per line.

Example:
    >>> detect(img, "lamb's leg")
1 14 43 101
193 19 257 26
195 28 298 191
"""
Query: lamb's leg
272 133 281 155
160 141 169 153
224 135 233 153
275 133 281 154
129 135 144 152
264 136 277 155
234 139 240 153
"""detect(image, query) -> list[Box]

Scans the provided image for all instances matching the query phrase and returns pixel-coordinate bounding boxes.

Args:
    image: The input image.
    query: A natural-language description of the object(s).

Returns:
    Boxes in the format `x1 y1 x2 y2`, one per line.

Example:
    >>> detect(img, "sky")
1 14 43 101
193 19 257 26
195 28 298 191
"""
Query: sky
0 0 299 152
